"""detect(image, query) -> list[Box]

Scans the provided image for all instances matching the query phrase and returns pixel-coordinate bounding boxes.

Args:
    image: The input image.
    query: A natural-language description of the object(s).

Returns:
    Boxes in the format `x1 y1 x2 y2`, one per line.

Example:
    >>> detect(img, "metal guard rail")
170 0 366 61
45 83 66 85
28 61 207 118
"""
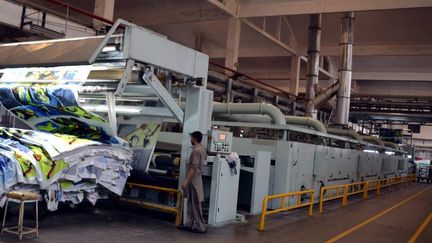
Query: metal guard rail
320 174 416 213
259 189 315 231
119 183 183 226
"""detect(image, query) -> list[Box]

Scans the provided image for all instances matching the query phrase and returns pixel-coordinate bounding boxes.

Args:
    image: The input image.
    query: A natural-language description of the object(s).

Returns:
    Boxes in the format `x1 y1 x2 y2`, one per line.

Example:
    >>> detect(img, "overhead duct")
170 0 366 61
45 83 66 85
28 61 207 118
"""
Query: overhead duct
335 12 355 126
306 82 339 113
305 14 322 118
214 114 327 134
383 142 402 151
361 135 385 147
212 103 287 126
208 71 294 110
207 82 252 101
326 127 362 142
286 116 327 133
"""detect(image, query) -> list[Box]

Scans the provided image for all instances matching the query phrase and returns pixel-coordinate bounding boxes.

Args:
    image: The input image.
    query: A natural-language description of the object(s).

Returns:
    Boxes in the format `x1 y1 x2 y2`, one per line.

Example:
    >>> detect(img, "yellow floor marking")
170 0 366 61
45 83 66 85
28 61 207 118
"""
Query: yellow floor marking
326 186 432 243
408 208 432 243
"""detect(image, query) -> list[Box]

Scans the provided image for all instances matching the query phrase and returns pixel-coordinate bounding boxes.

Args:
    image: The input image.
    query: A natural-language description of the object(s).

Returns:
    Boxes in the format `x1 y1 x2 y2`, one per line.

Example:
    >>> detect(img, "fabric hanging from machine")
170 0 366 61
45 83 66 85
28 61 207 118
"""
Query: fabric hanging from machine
0 86 132 211
124 123 162 179
0 86 125 145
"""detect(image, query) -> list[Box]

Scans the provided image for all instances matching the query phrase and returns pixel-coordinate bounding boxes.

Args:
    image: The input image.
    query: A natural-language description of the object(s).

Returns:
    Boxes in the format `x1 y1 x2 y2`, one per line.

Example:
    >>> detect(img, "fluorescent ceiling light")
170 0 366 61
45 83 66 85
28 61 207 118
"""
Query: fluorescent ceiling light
102 46 117 52
82 105 141 114
363 149 379 154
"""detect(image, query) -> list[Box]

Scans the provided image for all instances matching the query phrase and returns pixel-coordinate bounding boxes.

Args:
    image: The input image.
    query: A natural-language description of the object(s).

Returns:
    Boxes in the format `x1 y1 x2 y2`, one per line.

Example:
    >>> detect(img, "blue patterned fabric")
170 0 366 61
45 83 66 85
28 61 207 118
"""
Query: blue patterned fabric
0 86 127 145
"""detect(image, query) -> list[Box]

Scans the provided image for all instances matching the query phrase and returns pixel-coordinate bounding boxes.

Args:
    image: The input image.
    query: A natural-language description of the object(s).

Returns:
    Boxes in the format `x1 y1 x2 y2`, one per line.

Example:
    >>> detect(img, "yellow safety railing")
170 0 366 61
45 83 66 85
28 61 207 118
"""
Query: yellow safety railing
319 181 369 213
346 181 369 199
120 183 183 226
319 184 347 213
319 174 417 213
259 189 315 231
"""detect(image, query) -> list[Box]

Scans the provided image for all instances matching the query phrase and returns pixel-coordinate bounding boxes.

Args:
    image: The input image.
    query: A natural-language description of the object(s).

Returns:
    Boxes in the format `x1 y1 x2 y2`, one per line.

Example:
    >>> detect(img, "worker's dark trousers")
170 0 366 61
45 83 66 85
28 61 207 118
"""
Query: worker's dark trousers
185 184 206 232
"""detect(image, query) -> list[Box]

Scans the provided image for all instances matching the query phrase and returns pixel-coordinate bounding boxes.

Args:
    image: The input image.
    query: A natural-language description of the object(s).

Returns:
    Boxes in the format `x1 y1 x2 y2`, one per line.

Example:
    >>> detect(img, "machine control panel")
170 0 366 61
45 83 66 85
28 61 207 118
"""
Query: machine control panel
209 130 233 154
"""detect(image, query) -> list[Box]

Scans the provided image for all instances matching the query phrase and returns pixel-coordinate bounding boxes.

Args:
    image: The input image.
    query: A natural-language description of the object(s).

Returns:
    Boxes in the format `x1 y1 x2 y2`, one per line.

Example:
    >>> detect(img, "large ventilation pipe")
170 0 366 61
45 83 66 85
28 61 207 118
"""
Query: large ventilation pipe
335 12 354 126
286 116 327 133
383 142 402 151
361 135 385 147
214 114 327 134
212 103 287 126
306 82 339 113
305 14 322 118
326 127 363 142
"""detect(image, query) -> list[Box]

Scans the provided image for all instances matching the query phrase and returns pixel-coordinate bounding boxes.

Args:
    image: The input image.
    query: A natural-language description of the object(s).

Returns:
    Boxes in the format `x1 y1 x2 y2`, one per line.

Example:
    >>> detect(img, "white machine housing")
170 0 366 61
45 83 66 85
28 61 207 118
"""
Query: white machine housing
208 154 241 226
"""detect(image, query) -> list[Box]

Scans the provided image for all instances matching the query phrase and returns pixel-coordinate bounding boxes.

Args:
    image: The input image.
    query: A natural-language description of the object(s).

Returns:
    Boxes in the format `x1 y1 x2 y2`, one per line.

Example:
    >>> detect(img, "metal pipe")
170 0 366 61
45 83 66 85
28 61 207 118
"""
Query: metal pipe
285 116 327 133
209 71 294 102
306 82 339 113
207 82 226 94
207 82 252 101
214 114 327 133
361 135 385 147
208 71 294 107
383 142 402 151
253 88 259 102
208 71 253 90
212 103 286 125
305 14 322 118
226 78 233 103
326 127 363 142
231 90 253 101
335 12 354 126
209 61 298 99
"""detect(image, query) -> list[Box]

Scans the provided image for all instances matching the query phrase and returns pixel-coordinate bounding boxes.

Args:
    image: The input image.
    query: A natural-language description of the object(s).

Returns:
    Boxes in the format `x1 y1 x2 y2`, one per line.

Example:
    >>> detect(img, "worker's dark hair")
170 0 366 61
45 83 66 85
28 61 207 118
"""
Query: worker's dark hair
190 131 203 143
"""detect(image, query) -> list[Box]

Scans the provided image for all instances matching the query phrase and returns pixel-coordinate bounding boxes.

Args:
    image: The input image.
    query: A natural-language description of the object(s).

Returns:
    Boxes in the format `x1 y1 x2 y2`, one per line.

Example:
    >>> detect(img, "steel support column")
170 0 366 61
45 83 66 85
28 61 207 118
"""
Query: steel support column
335 12 354 126
290 55 301 96
94 0 115 29
225 17 241 72
195 33 203 52
305 14 322 118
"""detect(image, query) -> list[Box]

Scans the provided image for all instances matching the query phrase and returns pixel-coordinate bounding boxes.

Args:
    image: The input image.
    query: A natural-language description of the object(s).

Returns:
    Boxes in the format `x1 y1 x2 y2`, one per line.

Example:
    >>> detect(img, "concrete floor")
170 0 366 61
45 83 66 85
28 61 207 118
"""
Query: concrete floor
0 183 431 243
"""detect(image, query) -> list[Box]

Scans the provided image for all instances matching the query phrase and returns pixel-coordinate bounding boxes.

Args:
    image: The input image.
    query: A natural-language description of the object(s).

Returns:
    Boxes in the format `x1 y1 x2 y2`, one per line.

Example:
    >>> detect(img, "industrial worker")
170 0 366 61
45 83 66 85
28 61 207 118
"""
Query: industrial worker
181 131 207 233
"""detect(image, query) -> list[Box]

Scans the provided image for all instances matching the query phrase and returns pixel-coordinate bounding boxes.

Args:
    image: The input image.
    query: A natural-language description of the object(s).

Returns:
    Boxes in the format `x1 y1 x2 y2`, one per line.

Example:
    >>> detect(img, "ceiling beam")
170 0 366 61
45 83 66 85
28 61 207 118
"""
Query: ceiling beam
299 56 332 79
240 19 333 78
206 0 238 16
238 0 432 18
121 9 227 26
322 44 432 56
282 16 298 51
353 80 432 99
207 44 432 58
241 18 298 55
354 72 432 81
207 47 289 58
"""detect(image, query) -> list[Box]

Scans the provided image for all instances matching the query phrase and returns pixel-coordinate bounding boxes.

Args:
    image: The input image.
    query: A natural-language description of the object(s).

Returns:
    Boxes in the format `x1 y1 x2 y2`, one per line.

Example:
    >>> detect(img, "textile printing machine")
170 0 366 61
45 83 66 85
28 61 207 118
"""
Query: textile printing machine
0 18 245 226
0 19 212 216
0 18 412 227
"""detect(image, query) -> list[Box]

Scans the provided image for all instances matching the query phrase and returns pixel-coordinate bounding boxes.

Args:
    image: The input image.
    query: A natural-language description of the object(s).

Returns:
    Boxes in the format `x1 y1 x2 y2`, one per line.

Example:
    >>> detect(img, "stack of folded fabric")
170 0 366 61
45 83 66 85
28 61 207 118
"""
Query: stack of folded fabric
0 86 132 210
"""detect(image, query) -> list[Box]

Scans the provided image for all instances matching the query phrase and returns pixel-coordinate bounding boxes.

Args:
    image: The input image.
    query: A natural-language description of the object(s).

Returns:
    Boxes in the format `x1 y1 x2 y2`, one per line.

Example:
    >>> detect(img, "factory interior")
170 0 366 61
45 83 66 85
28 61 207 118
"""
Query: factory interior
0 0 431 242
